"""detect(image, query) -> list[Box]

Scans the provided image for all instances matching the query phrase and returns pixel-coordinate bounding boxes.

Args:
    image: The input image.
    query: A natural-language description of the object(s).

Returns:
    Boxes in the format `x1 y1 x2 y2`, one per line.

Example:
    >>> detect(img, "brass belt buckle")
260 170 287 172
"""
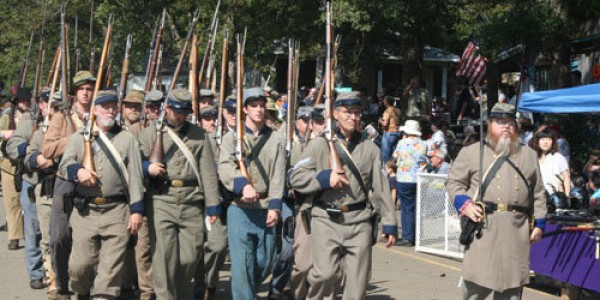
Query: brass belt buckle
94 197 107 205
497 202 507 212
340 205 350 213
171 180 184 187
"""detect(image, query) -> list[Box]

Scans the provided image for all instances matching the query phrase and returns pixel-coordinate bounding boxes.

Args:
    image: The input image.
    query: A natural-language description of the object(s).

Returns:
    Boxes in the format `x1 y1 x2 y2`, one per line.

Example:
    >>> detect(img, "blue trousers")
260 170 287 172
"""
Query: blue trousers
381 131 402 164
397 182 417 242
227 205 277 300
269 201 294 294
19 180 43 281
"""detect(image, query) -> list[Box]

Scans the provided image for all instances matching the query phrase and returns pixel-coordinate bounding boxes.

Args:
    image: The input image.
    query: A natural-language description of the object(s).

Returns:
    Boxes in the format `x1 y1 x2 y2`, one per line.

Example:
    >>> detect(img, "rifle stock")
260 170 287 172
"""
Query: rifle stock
82 14 113 173
118 34 132 125
235 33 251 184
324 0 346 177
60 6 75 134
42 50 61 133
45 47 60 88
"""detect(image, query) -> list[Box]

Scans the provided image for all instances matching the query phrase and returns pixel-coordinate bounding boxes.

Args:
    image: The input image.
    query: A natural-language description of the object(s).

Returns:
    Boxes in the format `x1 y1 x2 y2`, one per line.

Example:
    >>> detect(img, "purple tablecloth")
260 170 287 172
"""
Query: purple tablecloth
530 223 600 292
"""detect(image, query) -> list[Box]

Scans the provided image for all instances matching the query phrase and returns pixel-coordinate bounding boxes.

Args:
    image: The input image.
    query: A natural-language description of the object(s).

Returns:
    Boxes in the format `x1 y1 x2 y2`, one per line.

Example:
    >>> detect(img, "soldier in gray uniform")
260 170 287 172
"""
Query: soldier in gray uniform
219 87 286 300
120 90 144 138
6 88 49 290
192 105 229 300
43 70 96 299
269 106 312 299
446 103 546 300
138 88 220 300
59 90 145 299
144 90 165 125
290 92 397 299
24 91 62 298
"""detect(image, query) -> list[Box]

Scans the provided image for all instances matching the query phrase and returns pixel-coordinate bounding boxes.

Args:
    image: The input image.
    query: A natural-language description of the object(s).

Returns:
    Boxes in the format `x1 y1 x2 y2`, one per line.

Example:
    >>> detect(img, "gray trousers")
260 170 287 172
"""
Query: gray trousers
307 217 371 300
69 202 130 297
35 184 56 292
150 200 204 300
50 177 74 293
463 280 523 300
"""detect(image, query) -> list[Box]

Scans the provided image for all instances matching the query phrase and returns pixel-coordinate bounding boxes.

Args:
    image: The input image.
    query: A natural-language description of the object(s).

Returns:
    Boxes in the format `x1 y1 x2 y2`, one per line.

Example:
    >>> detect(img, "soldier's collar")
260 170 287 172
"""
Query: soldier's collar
245 125 271 136
166 121 189 134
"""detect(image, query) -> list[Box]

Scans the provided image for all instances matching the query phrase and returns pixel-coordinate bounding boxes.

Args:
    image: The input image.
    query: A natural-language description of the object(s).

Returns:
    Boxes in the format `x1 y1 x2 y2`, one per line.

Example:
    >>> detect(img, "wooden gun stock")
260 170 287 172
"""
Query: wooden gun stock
324 1 346 178
82 14 113 173
235 33 252 184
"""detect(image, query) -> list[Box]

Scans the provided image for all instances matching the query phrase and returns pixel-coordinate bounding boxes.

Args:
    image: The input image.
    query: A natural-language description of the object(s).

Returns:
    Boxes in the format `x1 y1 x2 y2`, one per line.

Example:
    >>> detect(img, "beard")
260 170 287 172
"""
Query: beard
487 130 519 155
98 115 116 128
125 111 140 123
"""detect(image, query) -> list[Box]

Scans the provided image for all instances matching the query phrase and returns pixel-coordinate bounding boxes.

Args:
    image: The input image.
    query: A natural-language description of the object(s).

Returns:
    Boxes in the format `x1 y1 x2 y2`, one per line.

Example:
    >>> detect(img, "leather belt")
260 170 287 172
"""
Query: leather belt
87 195 127 206
483 201 529 215
316 201 367 213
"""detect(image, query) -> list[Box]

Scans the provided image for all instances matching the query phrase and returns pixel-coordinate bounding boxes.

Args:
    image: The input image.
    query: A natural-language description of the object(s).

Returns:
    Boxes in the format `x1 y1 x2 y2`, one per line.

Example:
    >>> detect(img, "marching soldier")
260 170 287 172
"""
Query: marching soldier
290 92 397 299
144 90 164 124
5 87 46 290
219 87 285 300
24 90 62 298
138 88 220 300
310 104 325 139
58 90 144 299
269 106 312 299
446 103 547 299
194 105 229 300
120 89 154 299
120 89 144 138
42 70 96 298
199 89 215 110
0 88 32 250
222 96 237 131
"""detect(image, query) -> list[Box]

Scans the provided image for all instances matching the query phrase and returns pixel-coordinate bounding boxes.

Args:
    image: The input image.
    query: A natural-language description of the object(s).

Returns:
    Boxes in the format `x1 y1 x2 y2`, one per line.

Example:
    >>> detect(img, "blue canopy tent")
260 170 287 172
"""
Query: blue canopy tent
518 83 600 113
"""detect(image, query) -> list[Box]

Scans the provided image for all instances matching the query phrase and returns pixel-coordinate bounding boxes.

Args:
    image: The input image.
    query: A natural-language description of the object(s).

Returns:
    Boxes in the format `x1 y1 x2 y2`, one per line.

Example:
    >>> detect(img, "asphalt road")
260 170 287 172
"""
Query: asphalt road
0 205 561 299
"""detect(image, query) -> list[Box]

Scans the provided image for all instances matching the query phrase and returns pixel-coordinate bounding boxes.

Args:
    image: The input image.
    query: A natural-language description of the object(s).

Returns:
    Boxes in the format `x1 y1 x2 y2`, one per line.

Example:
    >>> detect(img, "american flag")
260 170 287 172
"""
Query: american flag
455 41 488 86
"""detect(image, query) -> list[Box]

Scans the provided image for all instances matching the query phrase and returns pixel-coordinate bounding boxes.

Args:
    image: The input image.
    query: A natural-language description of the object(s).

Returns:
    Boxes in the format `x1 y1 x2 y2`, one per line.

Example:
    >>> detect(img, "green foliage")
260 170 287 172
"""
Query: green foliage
0 0 596 92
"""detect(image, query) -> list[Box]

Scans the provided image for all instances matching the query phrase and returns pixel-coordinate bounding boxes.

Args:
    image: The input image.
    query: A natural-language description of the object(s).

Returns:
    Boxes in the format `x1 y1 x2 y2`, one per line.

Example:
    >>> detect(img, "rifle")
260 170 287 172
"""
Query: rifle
33 0 48 103
81 14 113 174
74 16 80 74
285 39 296 159
147 10 198 164
314 35 340 105
323 0 346 179
204 18 219 89
198 0 221 89
60 5 75 134
189 32 199 125
18 31 35 89
152 45 163 91
9 30 35 131
42 50 61 133
215 30 228 150
89 0 95 73
45 47 60 88
104 40 115 89
145 10 166 93
234 31 251 184
119 34 132 125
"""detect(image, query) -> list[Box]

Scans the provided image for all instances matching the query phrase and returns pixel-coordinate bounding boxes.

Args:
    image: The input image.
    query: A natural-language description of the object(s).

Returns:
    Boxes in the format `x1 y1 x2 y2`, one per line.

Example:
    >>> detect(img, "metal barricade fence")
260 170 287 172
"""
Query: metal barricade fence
415 173 464 259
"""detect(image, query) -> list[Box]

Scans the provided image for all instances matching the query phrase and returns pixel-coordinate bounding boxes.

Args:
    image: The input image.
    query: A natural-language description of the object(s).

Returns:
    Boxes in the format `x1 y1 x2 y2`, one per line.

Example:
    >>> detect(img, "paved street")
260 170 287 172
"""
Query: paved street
0 205 561 299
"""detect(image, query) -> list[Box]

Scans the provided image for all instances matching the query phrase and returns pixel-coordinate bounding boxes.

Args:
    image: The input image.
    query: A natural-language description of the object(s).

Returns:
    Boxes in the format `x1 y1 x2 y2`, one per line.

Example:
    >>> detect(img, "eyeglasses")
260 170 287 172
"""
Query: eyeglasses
338 109 361 119
494 119 516 127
